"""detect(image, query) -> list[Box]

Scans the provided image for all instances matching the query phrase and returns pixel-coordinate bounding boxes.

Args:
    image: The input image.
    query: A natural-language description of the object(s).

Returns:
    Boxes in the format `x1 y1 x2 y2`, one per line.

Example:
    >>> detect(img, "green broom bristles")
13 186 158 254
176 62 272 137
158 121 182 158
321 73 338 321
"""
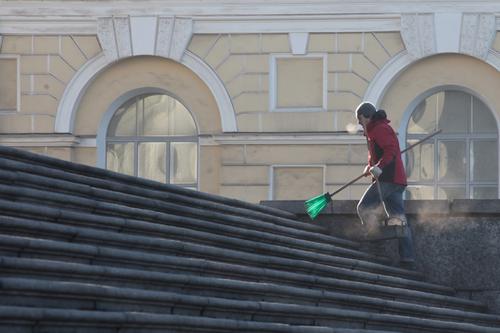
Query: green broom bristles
304 192 331 220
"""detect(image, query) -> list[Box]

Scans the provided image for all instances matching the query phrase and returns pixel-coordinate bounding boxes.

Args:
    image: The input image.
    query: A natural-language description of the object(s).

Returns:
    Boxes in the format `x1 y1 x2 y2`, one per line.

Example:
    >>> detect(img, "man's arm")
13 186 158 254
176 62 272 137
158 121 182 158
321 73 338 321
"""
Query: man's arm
373 125 399 169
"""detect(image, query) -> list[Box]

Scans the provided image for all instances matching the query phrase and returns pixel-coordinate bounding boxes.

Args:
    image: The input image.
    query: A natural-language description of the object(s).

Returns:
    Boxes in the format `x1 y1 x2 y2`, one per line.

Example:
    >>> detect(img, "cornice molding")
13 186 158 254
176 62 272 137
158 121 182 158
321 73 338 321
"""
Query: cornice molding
0 134 79 147
0 17 97 34
1 1 500 16
0 14 403 35
199 133 366 146
1 1 500 35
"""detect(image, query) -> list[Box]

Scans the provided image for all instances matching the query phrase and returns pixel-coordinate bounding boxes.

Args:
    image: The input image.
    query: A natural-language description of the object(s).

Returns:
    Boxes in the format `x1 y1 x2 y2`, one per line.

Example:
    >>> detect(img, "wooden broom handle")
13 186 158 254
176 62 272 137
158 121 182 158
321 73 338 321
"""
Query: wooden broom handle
329 129 442 198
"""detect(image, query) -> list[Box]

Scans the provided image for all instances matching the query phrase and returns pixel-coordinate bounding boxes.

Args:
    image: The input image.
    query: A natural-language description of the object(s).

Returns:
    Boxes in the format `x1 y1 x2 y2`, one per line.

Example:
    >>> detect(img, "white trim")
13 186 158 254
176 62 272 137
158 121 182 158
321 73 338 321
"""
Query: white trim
194 15 401 33
363 51 413 106
97 17 119 60
55 53 109 133
130 16 157 56
269 53 328 112
0 54 21 113
364 49 500 107
400 13 436 60
200 133 366 145
289 32 309 55
114 16 132 58
435 12 461 53
77 137 97 147
0 15 401 35
398 85 500 199
486 49 500 71
2 1 500 16
460 13 496 59
0 134 79 147
0 17 97 34
55 51 237 134
269 164 326 200
182 51 237 132
97 87 200 171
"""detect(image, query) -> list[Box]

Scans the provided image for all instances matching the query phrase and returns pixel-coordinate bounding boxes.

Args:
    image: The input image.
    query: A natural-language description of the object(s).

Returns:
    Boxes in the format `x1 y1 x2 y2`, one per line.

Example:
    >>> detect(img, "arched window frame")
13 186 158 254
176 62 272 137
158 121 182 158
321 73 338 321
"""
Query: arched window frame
398 85 500 199
97 87 200 189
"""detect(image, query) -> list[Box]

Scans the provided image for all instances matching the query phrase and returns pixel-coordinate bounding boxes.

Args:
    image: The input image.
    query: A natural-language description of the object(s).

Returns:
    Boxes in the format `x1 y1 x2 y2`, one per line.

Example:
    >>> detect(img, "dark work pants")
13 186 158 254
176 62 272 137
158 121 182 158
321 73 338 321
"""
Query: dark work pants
357 181 415 262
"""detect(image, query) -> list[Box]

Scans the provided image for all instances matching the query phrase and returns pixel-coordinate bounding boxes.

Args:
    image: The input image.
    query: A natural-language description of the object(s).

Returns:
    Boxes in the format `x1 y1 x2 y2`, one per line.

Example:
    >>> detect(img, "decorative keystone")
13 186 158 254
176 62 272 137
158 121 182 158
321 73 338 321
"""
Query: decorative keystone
401 13 436 60
460 14 496 60
97 16 193 62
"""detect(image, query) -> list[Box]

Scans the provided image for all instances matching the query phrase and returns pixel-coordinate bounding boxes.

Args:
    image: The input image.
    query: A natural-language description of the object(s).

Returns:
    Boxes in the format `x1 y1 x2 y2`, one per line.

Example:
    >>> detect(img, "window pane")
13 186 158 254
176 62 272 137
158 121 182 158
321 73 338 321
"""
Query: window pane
438 140 466 183
108 103 136 136
471 140 498 182
169 99 197 136
406 141 434 181
472 97 497 133
405 186 434 200
141 95 196 136
138 142 166 183
143 95 169 136
106 143 134 176
438 186 466 200
472 187 497 199
407 95 439 134
171 142 197 184
437 91 469 134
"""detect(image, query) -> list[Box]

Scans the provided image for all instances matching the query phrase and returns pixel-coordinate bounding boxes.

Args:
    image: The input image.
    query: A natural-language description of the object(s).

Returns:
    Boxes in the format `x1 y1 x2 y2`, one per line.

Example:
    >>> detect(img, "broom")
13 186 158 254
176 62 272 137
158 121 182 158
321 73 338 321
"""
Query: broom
305 129 442 220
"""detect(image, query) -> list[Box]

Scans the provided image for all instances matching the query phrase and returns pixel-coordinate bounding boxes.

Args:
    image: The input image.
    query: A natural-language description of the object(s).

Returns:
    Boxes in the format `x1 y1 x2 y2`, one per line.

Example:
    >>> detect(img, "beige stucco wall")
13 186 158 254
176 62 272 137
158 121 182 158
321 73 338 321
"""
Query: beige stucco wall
0 35 101 134
1 31 499 204
188 32 405 133
74 56 222 136
493 32 500 53
219 143 371 202
380 53 500 132
73 56 224 193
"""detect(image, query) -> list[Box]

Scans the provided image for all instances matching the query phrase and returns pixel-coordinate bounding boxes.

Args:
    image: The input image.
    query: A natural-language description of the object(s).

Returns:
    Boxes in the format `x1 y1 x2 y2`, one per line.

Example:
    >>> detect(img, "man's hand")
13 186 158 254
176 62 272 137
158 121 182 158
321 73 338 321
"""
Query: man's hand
369 166 382 178
363 165 370 176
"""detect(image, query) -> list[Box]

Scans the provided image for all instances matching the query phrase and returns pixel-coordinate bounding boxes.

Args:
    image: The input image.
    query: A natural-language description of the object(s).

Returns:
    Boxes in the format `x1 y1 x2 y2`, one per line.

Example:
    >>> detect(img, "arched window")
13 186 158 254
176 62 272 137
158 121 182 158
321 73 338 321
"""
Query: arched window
405 90 498 199
106 93 198 189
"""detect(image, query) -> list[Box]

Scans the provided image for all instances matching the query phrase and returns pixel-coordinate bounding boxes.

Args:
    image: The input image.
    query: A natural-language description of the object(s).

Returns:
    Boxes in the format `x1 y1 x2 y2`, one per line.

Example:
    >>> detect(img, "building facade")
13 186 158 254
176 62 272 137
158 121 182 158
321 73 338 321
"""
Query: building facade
0 0 499 203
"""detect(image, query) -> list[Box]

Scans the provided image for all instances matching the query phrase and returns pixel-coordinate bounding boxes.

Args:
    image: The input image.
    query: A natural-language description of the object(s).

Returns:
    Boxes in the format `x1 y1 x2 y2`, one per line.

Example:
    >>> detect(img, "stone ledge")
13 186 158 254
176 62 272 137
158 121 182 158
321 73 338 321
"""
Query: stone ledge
261 199 500 216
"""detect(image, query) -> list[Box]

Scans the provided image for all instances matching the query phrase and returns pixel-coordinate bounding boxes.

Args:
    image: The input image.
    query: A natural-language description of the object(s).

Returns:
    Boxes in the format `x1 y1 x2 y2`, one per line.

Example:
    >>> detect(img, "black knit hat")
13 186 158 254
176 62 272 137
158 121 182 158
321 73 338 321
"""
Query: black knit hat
355 102 377 118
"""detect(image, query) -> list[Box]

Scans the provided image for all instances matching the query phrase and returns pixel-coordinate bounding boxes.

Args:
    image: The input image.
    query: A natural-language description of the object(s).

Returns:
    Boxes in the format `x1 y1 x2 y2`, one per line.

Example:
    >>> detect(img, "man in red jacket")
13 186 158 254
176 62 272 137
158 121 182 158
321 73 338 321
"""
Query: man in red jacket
355 101 415 268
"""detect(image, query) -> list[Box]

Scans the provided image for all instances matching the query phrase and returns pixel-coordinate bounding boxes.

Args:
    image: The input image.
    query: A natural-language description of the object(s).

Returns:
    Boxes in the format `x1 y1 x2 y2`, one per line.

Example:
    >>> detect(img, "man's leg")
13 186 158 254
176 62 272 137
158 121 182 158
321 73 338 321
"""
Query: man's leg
357 183 385 228
382 184 416 265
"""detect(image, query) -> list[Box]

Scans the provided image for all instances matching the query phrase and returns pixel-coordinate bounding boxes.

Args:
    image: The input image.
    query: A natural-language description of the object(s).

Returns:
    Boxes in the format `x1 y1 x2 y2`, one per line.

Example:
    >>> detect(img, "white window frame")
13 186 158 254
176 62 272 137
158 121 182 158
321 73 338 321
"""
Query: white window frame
97 88 200 190
400 86 500 199
269 164 326 200
0 55 20 113
269 53 328 113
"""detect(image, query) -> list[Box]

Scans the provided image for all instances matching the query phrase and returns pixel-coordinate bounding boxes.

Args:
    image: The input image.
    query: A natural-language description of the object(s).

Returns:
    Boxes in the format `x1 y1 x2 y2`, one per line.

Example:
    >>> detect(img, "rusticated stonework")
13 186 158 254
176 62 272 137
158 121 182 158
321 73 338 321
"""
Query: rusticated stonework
460 14 496 60
400 13 436 59
97 16 193 62
97 17 118 60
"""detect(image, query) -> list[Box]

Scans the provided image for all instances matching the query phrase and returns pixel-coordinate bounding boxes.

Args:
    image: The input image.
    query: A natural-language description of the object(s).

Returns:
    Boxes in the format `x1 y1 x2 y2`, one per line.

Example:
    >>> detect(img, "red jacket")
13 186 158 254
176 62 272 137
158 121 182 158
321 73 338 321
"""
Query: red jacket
365 117 407 186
